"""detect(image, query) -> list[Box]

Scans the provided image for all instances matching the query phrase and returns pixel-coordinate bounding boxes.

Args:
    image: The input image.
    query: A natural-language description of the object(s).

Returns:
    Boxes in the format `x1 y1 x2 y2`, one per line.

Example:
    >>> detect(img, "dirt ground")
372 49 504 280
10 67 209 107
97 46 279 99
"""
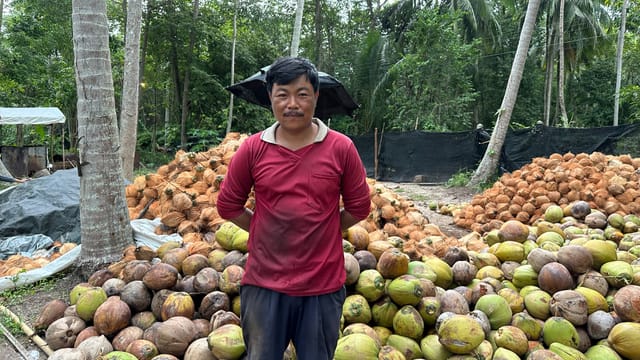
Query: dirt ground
0 182 478 359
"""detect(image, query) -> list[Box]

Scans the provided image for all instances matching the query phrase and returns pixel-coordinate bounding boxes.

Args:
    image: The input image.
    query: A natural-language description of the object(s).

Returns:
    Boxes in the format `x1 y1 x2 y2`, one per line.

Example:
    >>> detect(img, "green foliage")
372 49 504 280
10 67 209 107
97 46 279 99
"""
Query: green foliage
446 170 475 187
385 9 480 132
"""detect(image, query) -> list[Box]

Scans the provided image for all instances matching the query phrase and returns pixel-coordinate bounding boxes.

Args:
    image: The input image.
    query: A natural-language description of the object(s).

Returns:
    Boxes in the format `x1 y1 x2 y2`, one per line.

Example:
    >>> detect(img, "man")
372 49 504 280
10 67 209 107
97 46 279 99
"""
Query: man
216 57 371 358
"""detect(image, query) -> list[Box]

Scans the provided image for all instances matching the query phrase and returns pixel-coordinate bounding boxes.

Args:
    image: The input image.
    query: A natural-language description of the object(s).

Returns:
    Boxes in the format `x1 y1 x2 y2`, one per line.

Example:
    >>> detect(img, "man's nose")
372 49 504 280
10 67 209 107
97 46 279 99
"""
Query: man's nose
285 95 299 108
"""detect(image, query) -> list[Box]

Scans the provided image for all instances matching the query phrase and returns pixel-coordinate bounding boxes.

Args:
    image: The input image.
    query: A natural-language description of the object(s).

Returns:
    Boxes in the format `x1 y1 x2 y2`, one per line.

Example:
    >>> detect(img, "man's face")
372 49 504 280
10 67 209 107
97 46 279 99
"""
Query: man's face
269 75 318 131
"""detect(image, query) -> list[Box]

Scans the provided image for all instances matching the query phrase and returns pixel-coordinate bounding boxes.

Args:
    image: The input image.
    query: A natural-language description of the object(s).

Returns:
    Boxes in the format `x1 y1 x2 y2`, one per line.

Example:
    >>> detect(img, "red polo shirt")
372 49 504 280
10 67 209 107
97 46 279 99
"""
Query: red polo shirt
216 119 371 296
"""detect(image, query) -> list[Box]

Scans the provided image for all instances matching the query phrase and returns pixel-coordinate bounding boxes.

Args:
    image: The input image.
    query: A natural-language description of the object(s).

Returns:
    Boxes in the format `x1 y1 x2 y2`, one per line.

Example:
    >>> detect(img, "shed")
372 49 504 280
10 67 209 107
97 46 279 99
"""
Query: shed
0 107 66 177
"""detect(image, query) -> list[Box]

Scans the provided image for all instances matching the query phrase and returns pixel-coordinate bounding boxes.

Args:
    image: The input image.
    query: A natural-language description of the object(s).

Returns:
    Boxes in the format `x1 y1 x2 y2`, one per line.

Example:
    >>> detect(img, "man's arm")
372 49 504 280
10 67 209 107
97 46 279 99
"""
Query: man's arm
340 209 362 231
227 208 254 232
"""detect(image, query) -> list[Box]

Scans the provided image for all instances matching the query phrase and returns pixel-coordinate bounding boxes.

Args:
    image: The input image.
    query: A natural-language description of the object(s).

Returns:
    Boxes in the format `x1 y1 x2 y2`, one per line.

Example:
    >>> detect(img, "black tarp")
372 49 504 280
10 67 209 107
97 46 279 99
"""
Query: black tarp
351 123 640 183
0 168 80 244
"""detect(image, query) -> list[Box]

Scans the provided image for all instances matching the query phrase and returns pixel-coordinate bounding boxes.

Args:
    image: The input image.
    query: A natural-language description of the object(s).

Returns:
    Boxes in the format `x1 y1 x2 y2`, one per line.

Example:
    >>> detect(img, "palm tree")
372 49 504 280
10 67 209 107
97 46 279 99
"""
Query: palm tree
468 0 543 187
542 0 610 126
614 0 629 126
71 0 133 273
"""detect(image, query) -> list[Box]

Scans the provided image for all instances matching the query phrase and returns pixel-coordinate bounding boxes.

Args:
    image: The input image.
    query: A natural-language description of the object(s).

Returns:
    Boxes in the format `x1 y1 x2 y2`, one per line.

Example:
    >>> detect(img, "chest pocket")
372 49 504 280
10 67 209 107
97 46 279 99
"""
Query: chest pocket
307 172 341 212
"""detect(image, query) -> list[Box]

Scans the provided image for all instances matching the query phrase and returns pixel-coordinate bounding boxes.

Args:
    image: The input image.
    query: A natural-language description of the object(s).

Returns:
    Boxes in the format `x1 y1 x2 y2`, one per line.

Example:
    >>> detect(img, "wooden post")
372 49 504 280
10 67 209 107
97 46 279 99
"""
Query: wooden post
374 128 378 179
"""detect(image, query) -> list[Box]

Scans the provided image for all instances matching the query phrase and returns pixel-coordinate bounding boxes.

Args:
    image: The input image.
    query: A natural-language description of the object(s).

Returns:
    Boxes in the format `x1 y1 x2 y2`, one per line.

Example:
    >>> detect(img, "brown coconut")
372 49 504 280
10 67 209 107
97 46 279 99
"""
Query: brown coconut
102 278 126 297
538 262 574 294
45 316 86 350
192 267 219 293
612 284 640 322
557 245 593 275
162 247 190 273
120 280 152 313
121 260 152 283
87 269 115 287
126 339 159 360
112 325 144 351
199 290 231 320
181 254 210 276
219 264 244 295
143 262 179 291
73 326 99 347
76 334 113 358
376 248 409 279
33 299 68 331
155 316 197 357
184 337 217 360
131 311 157 330
151 289 175 320
210 309 241 331
93 296 132 336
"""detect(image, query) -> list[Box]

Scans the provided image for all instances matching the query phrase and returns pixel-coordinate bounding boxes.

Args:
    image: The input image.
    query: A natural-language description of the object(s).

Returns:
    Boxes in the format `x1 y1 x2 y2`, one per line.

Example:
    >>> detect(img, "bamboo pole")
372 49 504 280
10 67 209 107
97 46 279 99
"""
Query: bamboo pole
0 304 54 356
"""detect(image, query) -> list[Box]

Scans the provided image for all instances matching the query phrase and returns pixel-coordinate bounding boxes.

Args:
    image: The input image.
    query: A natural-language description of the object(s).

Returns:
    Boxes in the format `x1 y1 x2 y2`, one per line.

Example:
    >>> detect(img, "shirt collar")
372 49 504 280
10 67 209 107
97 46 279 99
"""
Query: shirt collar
261 118 328 144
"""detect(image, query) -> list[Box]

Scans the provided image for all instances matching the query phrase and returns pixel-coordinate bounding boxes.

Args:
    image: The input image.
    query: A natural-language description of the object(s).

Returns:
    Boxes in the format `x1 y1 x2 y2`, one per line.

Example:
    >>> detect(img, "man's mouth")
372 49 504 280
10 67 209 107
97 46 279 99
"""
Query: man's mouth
284 111 304 117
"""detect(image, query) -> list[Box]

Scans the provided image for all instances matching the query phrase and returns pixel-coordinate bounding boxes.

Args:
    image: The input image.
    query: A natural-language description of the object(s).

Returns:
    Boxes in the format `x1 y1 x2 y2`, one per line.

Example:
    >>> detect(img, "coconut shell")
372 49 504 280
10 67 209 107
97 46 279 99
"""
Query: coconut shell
125 339 159 360
199 290 230 320
143 263 179 291
93 296 132 336
161 291 195 320
34 299 68 331
155 316 197 357
112 326 144 351
537 262 574 294
45 316 86 350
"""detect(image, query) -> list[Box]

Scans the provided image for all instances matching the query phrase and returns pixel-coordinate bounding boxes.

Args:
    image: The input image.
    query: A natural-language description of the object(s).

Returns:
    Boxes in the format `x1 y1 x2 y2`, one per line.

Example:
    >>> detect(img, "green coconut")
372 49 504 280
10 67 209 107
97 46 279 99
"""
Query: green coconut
523 289 552 320
512 264 538 289
373 326 392 346
416 296 440 326
471 340 494 359
493 325 528 356
575 286 610 314
608 322 640 360
544 205 564 223
371 296 399 328
334 333 380 360
474 294 512 330
511 311 542 340
69 283 93 305
492 241 526 263
542 316 580 348
407 261 437 282
342 294 372 324
355 269 386 302
392 305 424 341
207 324 245 360
342 323 381 346
437 314 485 354
600 261 633 289
583 240 617 270
548 342 588 360
75 287 108 322
419 334 452 360
98 351 138 360
387 275 423 306
422 256 453 289
385 334 422 360
378 345 407 360
584 344 622 360
491 347 520 360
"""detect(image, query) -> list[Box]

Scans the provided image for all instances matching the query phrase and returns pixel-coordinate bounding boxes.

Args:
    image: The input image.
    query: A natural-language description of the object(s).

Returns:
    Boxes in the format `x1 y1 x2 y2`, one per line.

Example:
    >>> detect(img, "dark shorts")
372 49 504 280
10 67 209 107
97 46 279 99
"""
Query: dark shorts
240 284 346 359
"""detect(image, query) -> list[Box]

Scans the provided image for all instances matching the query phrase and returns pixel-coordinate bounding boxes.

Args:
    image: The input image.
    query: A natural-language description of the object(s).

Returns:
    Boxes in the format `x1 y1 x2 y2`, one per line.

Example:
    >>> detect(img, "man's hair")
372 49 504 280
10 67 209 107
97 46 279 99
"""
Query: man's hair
265 57 319 94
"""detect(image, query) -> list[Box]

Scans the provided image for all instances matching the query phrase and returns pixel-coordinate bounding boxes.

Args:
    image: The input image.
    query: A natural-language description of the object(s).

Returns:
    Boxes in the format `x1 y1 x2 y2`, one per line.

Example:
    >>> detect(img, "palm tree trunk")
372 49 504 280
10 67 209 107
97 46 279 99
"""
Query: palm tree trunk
291 0 305 56
120 0 143 181
614 0 629 126
557 0 568 126
0 0 4 34
72 0 133 274
227 0 238 134
314 0 323 68
543 15 554 126
468 0 542 187
180 0 200 149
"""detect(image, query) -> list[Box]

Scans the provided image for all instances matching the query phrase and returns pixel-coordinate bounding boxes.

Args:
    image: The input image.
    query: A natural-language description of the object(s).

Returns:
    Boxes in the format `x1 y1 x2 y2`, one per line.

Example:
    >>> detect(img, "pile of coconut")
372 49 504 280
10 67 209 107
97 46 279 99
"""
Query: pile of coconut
453 152 640 234
125 132 471 261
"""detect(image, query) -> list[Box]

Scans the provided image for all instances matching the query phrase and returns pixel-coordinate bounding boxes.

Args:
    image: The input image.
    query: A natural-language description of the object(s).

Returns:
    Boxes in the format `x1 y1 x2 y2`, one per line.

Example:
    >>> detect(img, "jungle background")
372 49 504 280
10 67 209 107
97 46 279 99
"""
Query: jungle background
1 0 639 172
